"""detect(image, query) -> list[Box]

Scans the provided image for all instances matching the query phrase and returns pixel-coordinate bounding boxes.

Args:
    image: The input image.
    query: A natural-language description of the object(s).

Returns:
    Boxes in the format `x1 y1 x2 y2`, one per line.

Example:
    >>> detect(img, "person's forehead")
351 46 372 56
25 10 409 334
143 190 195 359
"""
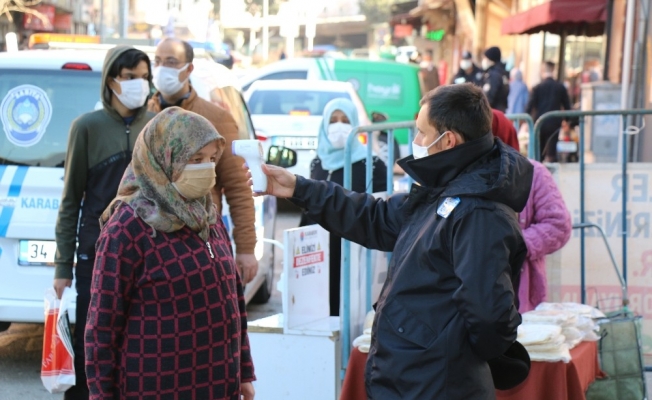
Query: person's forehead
156 41 184 59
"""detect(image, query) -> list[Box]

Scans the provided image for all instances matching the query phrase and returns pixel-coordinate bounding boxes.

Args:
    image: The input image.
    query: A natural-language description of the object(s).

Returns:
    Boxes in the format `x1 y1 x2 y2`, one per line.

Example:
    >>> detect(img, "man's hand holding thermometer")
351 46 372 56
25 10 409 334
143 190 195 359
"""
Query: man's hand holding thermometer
234 139 297 198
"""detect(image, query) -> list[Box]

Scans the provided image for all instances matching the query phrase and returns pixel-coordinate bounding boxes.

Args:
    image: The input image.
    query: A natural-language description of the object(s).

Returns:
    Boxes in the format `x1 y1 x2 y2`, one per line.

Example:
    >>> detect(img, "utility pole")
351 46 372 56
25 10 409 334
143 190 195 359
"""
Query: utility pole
119 0 128 38
262 0 269 61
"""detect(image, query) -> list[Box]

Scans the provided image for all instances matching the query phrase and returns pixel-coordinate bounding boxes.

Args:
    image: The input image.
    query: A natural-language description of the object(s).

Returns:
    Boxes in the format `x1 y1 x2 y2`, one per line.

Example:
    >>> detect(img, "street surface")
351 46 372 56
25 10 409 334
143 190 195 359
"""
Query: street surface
0 210 299 400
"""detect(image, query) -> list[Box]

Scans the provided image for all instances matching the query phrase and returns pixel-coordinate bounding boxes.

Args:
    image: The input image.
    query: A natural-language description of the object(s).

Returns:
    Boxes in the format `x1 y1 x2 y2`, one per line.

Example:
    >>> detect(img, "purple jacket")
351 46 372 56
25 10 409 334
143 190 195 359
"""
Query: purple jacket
518 160 572 312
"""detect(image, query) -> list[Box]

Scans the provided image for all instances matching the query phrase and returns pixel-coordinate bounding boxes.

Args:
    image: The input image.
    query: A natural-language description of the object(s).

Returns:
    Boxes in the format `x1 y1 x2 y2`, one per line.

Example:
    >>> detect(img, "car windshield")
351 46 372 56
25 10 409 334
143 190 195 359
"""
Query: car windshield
0 69 101 167
247 89 352 116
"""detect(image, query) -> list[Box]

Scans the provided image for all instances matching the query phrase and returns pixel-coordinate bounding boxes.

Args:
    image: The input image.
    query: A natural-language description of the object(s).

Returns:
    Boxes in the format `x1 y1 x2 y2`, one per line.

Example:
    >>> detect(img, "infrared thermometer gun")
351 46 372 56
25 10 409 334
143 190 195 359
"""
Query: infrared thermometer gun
232 140 268 193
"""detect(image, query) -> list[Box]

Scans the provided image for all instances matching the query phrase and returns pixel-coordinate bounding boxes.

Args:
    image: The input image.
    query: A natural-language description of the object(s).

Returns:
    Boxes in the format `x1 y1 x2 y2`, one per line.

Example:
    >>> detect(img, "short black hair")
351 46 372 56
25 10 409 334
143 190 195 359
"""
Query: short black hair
107 48 152 81
420 83 492 142
544 61 555 73
160 37 194 63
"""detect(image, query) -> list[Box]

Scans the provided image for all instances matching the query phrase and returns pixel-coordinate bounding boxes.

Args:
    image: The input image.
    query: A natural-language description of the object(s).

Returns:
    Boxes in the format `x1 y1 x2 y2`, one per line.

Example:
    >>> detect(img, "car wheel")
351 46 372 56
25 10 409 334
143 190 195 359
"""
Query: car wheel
250 245 274 304
378 132 400 165
0 322 11 332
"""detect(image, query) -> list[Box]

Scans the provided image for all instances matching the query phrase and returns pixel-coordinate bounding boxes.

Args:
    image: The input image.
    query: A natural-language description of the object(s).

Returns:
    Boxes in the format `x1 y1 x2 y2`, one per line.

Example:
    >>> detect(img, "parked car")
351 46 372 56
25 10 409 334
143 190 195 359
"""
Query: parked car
240 57 425 161
0 45 293 331
244 79 371 178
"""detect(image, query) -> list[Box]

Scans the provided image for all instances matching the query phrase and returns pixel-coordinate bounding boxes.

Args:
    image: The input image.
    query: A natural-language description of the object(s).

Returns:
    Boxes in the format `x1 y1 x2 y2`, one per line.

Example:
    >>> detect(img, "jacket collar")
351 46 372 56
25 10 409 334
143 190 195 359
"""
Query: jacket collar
397 133 494 188
154 86 197 110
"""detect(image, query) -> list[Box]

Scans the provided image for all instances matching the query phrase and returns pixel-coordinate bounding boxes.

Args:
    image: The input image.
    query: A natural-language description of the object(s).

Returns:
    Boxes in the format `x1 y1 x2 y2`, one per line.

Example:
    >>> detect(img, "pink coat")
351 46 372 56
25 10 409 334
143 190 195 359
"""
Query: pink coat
518 160 572 312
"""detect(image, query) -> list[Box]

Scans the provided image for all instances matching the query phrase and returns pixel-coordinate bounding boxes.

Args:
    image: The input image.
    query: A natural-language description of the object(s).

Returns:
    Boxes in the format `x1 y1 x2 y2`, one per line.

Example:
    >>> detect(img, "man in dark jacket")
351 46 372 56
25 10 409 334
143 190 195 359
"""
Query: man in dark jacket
256 83 533 399
527 61 572 162
53 46 155 400
451 50 483 86
481 46 509 112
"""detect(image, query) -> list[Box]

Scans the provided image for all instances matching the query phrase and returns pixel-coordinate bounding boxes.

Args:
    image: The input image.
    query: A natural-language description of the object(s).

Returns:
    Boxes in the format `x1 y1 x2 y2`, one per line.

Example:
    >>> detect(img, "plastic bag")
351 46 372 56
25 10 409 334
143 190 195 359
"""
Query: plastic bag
41 287 75 393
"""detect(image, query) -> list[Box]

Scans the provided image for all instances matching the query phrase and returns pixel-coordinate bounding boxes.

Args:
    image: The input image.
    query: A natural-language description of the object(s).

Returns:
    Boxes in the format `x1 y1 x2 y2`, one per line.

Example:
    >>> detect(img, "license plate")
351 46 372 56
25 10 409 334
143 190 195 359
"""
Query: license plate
276 137 317 150
19 240 57 266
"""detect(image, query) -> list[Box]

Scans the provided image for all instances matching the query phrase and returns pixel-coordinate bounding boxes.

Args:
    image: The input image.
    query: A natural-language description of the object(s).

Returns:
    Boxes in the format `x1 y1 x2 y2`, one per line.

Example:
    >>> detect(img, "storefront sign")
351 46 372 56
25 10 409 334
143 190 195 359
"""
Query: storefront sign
393 24 413 38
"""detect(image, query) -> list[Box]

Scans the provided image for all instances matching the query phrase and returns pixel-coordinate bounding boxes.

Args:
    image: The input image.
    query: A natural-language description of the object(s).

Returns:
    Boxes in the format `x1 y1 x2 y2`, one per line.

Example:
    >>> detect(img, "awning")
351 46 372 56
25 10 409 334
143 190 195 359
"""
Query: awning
409 0 453 17
501 0 608 37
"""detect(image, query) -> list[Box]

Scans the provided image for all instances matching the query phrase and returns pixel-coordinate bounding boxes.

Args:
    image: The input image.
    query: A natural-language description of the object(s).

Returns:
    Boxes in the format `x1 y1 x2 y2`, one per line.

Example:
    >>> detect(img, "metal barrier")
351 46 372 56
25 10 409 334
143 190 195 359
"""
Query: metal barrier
531 109 652 305
340 121 415 375
505 113 535 158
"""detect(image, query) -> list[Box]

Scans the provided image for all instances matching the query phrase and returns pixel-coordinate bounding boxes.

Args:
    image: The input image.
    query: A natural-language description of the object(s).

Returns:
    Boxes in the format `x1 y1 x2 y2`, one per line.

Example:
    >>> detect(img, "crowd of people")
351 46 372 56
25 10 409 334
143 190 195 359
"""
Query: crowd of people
450 46 581 162
50 36 572 400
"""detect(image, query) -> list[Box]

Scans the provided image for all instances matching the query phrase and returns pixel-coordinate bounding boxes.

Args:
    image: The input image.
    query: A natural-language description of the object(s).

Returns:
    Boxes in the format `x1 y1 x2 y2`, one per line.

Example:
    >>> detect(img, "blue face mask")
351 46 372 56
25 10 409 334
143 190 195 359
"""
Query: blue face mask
412 131 448 159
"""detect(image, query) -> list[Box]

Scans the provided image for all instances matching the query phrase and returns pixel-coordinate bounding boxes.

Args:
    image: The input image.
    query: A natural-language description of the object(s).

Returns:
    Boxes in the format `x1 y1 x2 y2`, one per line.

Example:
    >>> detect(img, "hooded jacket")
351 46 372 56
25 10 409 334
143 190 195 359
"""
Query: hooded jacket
55 45 155 280
290 133 533 399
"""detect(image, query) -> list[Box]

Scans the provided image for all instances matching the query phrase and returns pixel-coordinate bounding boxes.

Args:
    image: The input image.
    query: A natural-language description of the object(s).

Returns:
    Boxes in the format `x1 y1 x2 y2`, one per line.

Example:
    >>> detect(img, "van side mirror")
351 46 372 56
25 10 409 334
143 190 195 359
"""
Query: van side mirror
267 145 297 168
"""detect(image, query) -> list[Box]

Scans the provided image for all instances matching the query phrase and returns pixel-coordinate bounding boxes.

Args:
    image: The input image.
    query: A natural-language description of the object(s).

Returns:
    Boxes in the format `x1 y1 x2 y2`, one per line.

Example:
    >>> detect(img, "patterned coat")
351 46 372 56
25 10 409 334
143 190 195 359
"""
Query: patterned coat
518 160 572 312
85 204 255 399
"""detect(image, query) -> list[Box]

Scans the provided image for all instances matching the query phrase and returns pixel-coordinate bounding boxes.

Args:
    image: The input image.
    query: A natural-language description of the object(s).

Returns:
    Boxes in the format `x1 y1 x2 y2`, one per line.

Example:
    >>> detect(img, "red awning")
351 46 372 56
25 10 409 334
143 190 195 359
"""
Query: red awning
501 0 608 37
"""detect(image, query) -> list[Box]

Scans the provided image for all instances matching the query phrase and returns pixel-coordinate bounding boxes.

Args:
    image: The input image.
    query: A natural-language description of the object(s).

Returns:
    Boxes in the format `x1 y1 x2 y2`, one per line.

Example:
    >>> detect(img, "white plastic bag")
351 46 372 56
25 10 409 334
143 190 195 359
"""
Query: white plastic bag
41 287 75 393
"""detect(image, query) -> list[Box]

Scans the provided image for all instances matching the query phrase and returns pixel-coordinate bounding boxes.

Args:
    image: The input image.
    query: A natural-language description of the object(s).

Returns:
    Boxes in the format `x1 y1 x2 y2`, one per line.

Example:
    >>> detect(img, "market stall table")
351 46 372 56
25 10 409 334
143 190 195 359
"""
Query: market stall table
340 341 603 400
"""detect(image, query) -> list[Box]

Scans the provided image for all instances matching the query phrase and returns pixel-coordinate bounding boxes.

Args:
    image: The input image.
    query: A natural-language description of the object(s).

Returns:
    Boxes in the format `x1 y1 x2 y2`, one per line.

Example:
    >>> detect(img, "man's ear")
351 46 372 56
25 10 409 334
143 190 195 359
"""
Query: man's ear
444 131 461 150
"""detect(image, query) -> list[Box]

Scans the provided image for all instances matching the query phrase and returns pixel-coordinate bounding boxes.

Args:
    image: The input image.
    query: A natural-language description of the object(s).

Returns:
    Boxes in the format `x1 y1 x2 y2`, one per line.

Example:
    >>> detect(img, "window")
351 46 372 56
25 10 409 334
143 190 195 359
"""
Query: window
0 69 101 167
247 90 351 116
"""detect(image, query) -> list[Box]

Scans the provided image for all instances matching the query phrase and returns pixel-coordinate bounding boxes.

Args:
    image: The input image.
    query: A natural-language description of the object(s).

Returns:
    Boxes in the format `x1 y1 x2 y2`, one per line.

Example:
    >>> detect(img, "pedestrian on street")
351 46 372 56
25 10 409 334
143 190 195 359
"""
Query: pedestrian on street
491 109 520 151
481 46 510 112
451 50 483 86
53 45 155 400
419 49 441 92
490 110 572 312
507 68 529 115
252 83 533 399
85 107 255 400
299 98 387 316
148 38 258 284
526 61 572 162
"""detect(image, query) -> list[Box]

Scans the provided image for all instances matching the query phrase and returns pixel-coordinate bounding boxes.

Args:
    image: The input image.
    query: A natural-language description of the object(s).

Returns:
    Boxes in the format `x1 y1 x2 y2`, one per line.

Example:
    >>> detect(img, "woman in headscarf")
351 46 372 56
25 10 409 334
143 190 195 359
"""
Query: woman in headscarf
300 98 387 316
85 107 255 400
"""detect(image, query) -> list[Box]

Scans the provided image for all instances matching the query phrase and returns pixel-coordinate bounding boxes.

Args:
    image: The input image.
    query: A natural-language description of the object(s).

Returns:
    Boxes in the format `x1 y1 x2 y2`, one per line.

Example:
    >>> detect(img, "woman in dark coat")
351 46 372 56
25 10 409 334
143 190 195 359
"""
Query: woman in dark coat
300 98 387 316
85 107 255 400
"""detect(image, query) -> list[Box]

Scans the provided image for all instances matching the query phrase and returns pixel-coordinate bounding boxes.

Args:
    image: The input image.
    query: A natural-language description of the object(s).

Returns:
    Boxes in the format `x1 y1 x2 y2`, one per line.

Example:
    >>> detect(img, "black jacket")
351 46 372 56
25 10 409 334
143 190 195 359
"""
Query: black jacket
290 134 533 399
483 64 510 112
300 156 388 315
452 64 484 86
526 77 571 121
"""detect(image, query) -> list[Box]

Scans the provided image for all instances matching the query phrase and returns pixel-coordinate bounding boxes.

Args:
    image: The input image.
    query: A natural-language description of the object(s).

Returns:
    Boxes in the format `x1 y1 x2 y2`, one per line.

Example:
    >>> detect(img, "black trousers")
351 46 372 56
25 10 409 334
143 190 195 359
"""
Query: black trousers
539 117 562 162
64 273 91 400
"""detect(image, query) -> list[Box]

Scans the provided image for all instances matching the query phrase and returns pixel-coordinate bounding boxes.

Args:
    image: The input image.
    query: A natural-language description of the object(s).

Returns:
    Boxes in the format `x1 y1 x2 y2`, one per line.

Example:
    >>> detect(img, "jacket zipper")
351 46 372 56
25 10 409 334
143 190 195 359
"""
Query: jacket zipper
206 241 215 259
125 125 131 152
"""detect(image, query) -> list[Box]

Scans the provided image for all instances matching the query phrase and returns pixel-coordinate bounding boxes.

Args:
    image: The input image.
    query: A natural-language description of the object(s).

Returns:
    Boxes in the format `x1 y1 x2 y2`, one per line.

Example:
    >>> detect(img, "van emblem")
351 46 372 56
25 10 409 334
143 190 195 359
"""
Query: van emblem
1 84 53 147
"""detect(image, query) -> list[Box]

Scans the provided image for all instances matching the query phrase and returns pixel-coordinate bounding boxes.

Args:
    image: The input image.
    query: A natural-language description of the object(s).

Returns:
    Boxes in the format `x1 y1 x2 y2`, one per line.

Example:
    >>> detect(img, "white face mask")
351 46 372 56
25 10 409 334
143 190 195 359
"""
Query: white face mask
327 122 352 149
112 78 149 110
460 60 472 70
481 59 493 71
412 131 448 159
153 64 189 96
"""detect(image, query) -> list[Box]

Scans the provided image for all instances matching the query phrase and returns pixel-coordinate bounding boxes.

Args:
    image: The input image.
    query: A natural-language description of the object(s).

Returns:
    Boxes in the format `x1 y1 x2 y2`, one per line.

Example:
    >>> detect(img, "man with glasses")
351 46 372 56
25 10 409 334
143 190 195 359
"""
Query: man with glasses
53 46 154 400
148 38 258 285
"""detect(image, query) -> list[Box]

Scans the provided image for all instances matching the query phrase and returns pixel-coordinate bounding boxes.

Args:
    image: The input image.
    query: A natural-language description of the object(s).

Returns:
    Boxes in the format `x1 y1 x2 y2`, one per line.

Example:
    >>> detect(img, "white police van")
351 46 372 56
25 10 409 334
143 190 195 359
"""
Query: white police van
0 47 287 331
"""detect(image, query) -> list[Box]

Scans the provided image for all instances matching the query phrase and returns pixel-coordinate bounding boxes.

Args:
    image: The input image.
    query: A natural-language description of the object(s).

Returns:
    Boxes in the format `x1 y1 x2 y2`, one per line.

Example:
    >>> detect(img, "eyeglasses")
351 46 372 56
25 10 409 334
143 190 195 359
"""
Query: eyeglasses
154 59 185 68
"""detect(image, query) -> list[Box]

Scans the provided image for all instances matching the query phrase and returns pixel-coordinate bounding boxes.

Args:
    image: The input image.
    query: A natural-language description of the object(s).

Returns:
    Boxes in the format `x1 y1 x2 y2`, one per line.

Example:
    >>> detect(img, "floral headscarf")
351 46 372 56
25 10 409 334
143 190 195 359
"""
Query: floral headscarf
101 107 225 241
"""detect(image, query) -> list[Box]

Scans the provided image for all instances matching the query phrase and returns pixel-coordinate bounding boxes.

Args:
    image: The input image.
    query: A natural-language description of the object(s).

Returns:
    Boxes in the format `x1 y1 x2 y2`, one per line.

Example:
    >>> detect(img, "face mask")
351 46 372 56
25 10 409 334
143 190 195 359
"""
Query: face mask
460 60 472 70
327 122 352 149
153 64 189 96
412 131 447 159
481 59 493 71
112 78 149 110
172 162 216 200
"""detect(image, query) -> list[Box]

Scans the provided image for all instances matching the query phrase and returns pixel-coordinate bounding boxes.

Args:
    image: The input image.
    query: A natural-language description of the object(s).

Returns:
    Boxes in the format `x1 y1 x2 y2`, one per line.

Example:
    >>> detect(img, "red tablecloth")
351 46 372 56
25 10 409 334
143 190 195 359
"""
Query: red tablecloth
340 341 603 400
